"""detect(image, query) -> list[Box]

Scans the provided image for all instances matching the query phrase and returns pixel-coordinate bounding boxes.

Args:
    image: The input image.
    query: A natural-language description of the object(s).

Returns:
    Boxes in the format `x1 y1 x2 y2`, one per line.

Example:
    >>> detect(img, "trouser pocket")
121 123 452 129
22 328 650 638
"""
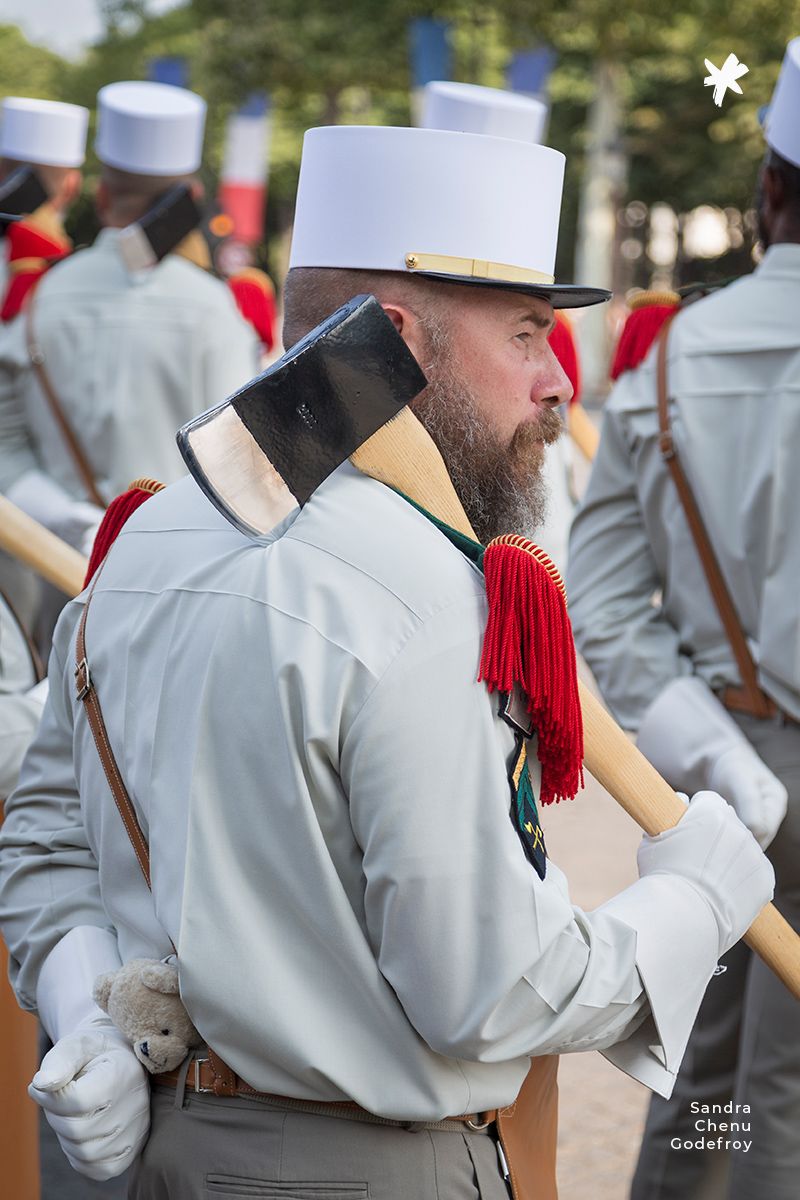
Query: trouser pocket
206 1178 368 1199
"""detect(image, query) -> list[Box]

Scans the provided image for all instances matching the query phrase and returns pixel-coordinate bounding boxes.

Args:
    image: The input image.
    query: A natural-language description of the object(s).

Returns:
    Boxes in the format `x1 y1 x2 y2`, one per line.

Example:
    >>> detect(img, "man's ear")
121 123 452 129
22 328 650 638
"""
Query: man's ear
762 164 786 217
94 178 111 224
54 168 82 213
380 302 429 368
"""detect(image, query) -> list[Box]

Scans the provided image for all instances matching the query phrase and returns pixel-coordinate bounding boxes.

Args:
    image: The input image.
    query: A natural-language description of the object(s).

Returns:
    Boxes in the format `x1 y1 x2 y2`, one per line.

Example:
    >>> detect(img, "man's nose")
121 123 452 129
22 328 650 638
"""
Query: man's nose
532 341 574 409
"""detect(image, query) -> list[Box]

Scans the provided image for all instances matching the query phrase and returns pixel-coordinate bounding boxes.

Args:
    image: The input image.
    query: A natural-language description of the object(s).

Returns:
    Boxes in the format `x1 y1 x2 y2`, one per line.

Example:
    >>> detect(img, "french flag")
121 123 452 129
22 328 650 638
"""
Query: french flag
219 93 271 245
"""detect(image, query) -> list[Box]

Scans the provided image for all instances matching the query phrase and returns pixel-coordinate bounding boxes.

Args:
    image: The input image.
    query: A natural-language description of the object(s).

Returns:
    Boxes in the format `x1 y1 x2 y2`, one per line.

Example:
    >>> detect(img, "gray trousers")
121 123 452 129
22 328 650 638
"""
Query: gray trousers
631 712 800 1200
128 1084 512 1200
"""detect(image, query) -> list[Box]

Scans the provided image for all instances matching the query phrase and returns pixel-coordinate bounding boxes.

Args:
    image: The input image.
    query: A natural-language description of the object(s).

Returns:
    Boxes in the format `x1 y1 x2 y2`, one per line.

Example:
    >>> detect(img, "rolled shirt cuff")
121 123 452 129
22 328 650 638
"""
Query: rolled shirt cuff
36 924 122 1042
597 873 719 1097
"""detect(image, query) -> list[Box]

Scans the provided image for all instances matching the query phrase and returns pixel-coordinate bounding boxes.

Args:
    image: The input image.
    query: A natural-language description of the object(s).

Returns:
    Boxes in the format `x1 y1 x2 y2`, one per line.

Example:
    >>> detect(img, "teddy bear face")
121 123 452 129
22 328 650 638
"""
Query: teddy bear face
93 958 203 1074
129 989 198 1073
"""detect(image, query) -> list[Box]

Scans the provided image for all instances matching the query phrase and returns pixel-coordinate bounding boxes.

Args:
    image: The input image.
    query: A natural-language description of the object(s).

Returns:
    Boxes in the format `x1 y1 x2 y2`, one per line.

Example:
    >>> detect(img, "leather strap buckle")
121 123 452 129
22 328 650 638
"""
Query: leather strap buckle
465 1113 494 1131
75 657 92 700
194 1055 212 1094
658 430 675 461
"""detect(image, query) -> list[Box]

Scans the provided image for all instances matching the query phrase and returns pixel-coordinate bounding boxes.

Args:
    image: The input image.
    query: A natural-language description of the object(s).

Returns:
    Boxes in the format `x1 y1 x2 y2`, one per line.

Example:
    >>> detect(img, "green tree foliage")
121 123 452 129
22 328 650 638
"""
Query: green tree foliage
0 24 67 101
6 0 800 279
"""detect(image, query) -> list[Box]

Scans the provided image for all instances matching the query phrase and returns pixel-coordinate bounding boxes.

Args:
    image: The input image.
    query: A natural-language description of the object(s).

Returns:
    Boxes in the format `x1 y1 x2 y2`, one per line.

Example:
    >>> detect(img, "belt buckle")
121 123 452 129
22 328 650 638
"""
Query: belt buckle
194 1055 212 1094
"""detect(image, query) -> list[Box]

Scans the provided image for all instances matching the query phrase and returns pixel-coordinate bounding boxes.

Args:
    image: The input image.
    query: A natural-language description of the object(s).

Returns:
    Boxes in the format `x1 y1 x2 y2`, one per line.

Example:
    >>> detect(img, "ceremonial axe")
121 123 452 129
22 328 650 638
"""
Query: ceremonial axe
178 294 800 1002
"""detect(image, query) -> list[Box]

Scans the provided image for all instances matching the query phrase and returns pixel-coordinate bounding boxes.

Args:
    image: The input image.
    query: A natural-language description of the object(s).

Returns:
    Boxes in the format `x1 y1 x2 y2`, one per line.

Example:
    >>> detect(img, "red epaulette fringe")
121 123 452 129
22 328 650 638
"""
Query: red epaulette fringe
610 303 677 380
479 536 584 805
84 477 165 587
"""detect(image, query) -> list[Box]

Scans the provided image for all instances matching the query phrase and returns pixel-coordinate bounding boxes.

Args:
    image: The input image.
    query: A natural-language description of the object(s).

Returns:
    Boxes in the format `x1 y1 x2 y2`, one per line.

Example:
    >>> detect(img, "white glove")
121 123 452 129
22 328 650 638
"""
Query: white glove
26 677 49 708
637 676 787 848
638 790 775 958
6 469 104 549
80 515 103 560
32 926 150 1180
708 744 787 850
30 1027 149 1181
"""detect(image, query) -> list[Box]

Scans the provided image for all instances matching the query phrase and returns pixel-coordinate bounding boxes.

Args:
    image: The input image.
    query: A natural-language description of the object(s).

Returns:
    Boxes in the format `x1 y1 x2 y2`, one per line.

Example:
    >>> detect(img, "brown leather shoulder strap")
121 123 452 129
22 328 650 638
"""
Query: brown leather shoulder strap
75 569 151 887
74 575 238 1095
655 319 773 719
25 297 107 510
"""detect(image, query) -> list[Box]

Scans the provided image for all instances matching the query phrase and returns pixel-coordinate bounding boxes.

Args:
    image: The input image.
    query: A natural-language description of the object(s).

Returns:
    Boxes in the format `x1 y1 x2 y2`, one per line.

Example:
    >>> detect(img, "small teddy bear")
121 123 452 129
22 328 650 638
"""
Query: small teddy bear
93 958 203 1074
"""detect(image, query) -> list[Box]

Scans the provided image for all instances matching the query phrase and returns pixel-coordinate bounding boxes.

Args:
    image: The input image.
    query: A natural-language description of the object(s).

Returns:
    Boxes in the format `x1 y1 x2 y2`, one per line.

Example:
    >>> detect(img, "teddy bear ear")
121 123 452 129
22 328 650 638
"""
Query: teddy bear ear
139 961 181 995
93 972 116 1011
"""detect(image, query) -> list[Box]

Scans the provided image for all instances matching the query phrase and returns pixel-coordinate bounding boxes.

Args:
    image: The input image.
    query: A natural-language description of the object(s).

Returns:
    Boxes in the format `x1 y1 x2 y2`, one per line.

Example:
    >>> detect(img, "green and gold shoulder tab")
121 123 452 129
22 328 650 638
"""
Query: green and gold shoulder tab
509 734 546 880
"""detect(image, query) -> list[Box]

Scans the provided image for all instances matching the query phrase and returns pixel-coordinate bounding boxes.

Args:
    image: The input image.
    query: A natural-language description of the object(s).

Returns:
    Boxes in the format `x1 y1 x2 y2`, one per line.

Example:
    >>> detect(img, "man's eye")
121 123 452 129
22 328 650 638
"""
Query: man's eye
515 332 531 344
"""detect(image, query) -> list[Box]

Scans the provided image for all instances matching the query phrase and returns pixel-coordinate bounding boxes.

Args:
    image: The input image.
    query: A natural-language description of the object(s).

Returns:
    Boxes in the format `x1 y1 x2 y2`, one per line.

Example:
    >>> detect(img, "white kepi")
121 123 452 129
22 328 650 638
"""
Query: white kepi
289 125 607 309
421 80 547 146
0 97 89 168
763 37 800 168
95 81 207 176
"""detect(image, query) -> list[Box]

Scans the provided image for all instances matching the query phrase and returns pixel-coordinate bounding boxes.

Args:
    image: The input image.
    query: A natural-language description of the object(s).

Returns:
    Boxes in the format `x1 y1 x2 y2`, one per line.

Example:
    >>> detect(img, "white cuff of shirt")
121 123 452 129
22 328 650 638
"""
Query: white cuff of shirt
36 925 122 1043
597 873 719 1097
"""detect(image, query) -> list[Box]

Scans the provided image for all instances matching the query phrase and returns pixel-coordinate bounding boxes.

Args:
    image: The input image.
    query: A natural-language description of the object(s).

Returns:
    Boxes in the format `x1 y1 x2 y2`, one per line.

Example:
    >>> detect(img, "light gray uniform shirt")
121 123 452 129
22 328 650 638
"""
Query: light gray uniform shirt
0 594 42 801
568 243 800 729
0 467 725 1112
0 228 260 500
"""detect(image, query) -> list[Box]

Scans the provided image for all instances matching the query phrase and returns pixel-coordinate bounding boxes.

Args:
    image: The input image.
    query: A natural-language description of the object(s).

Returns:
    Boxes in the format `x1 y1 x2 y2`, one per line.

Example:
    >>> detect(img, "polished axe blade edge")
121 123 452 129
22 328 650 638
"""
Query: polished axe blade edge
177 294 428 537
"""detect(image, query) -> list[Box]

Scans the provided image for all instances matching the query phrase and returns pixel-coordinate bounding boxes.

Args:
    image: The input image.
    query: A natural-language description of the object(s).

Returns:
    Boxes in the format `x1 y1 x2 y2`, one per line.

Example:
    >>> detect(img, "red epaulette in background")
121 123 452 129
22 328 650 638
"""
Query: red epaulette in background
609 290 680 381
1 217 71 322
228 267 277 352
548 310 582 405
84 478 165 588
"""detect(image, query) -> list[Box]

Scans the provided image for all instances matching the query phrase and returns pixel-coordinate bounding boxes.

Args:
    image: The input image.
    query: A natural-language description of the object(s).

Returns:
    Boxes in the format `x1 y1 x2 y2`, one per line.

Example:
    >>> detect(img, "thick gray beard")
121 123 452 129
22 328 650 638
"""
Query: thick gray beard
411 328 563 545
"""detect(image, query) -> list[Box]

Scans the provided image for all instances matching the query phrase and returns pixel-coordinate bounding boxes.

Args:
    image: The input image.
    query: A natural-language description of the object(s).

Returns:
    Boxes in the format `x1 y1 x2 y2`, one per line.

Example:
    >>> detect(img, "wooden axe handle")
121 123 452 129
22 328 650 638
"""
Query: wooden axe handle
351 408 800 1001
567 403 599 462
0 495 87 597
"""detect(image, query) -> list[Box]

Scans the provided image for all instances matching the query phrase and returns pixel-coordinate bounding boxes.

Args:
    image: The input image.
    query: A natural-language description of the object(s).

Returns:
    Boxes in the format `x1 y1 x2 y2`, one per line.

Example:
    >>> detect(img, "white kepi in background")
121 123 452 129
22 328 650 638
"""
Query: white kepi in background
762 36 800 168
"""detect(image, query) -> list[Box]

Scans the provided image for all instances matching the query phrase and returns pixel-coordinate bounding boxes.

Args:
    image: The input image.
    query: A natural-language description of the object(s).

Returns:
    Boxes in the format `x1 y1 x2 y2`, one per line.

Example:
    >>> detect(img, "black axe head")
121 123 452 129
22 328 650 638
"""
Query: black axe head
0 167 48 236
177 294 428 537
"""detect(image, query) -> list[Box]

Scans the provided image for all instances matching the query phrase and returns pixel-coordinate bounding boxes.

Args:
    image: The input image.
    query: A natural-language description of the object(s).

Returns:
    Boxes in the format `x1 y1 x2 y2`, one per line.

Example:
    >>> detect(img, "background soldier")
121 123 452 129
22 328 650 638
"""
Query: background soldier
0 79 259 566
0 96 89 636
0 97 88 323
568 36 800 1200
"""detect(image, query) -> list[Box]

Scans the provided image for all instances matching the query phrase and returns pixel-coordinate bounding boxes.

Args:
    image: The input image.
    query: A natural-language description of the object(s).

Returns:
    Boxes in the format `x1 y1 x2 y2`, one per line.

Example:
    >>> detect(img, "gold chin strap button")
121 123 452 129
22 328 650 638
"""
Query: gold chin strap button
405 253 419 269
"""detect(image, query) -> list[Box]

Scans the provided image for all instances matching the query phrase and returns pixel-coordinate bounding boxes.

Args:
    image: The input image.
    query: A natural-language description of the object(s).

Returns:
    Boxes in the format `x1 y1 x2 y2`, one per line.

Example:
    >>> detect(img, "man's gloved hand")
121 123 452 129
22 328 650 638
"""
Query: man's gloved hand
29 1024 149 1181
32 925 150 1179
708 744 787 850
637 675 788 848
638 790 775 957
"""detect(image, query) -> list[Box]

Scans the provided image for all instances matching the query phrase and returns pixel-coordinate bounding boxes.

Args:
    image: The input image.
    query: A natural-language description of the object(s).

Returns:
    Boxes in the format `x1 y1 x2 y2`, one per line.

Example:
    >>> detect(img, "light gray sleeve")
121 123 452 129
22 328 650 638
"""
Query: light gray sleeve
0 691 45 803
342 598 721 1096
341 599 653 1063
0 603 111 1011
567 384 691 730
0 596 43 800
0 321 38 493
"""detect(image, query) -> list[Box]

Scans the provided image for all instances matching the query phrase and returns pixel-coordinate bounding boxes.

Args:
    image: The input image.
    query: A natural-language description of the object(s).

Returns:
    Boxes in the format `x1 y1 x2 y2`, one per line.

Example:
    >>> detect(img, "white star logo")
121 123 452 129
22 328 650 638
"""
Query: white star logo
704 53 749 107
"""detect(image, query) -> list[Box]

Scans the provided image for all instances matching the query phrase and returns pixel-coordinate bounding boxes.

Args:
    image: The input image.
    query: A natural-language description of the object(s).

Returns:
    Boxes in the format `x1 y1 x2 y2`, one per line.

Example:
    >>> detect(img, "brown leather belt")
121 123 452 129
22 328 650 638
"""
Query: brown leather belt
154 1056 497 1131
718 685 800 727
